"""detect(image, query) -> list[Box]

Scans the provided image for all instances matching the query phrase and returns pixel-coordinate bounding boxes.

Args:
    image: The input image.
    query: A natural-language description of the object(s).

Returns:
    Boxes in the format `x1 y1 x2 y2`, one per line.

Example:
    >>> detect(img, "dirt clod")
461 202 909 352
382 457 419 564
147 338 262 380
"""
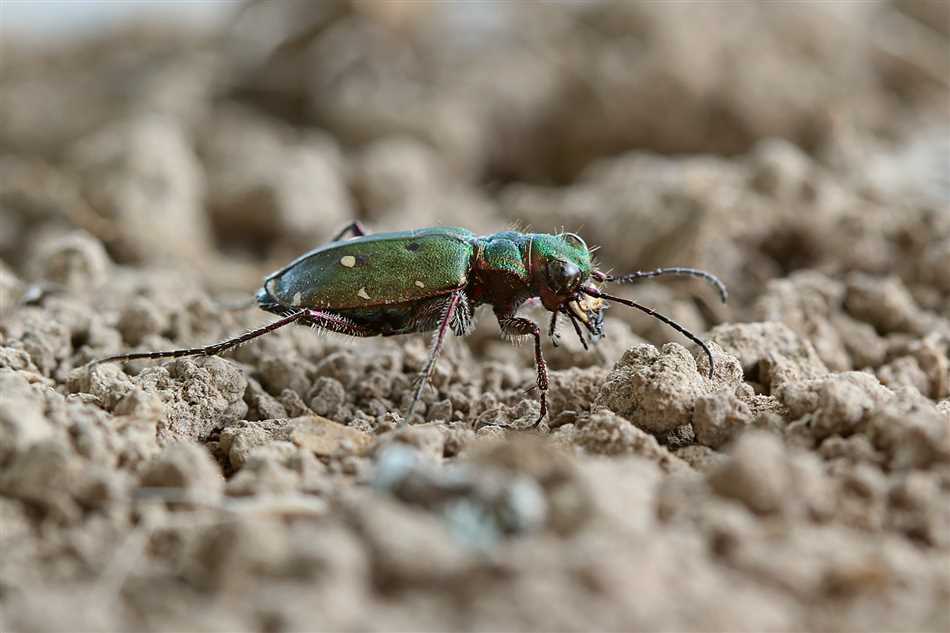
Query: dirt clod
288 415 375 458
596 343 708 434
139 441 224 502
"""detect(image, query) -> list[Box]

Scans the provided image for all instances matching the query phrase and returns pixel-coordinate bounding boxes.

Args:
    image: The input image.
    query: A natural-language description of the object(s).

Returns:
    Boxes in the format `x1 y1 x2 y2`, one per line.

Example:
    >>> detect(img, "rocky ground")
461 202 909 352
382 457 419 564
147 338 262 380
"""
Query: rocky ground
1 2 949 631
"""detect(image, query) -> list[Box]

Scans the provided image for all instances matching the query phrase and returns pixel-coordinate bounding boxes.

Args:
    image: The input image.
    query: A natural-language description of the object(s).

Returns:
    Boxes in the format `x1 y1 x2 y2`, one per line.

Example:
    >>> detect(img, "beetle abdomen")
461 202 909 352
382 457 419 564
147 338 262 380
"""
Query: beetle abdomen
324 292 470 337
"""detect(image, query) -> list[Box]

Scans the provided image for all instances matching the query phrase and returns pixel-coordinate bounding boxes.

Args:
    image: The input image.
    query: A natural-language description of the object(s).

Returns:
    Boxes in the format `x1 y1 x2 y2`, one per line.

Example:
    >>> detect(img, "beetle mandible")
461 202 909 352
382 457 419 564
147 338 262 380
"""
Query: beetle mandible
95 222 727 426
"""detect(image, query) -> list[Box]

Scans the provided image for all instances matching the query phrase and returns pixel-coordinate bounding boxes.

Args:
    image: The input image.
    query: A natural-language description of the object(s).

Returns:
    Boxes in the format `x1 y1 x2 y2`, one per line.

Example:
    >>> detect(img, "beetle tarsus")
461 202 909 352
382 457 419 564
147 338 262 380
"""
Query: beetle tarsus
532 392 548 428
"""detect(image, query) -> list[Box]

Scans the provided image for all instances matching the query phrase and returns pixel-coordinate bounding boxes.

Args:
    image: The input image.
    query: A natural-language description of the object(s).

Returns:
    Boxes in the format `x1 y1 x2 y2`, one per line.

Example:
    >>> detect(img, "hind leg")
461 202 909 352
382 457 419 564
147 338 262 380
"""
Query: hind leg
95 309 368 365
95 310 308 364
331 221 368 242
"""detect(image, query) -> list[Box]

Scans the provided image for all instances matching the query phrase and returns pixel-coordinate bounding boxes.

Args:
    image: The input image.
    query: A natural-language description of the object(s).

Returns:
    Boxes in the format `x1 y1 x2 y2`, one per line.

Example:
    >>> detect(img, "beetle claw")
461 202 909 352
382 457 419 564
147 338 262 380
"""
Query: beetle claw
530 392 548 428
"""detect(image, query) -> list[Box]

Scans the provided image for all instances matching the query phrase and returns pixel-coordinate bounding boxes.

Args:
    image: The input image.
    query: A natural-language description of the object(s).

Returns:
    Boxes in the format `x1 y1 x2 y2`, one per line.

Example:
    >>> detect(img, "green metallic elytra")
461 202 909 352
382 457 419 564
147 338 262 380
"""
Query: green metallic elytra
98 221 728 429
264 227 476 312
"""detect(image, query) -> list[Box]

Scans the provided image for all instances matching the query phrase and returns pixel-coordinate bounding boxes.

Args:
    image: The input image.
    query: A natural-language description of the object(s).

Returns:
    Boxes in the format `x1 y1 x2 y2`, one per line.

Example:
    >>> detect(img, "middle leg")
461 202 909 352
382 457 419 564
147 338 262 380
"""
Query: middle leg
497 312 549 427
406 290 464 423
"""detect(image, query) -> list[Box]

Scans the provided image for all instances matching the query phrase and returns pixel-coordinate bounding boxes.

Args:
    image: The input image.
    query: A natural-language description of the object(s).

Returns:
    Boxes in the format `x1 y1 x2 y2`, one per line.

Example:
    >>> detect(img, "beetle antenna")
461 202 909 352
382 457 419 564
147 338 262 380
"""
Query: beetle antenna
606 268 728 303
582 287 715 378
91 310 306 365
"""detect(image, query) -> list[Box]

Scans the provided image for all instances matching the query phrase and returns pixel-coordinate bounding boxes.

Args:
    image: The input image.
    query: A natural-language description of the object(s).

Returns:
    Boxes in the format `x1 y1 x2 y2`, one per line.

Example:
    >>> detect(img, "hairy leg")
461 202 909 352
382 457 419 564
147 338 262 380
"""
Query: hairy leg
94 309 366 365
497 313 549 427
407 291 463 423
94 310 307 364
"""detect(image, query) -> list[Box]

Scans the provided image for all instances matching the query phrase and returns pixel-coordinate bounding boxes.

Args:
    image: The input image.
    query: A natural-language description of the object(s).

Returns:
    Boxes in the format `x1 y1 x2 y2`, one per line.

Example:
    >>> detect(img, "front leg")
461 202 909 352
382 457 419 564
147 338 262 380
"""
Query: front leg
497 311 549 427
548 310 561 347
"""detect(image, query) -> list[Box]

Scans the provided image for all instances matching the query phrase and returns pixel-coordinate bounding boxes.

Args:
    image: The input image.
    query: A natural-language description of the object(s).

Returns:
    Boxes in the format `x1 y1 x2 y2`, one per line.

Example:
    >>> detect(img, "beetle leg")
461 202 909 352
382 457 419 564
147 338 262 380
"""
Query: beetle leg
303 309 371 337
94 309 370 365
497 314 548 427
548 310 560 347
330 221 368 242
565 309 590 352
406 291 463 424
94 310 307 364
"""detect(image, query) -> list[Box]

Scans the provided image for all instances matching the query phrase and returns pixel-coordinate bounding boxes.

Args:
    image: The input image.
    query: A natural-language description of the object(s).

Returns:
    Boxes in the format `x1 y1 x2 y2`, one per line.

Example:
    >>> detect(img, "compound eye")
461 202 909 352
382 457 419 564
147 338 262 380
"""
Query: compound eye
562 233 587 251
546 259 580 295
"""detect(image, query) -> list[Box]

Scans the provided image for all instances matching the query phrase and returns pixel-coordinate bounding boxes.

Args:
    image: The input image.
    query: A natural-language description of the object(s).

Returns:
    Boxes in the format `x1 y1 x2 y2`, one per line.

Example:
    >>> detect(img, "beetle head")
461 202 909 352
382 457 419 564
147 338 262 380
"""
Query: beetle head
529 233 591 306
529 233 606 337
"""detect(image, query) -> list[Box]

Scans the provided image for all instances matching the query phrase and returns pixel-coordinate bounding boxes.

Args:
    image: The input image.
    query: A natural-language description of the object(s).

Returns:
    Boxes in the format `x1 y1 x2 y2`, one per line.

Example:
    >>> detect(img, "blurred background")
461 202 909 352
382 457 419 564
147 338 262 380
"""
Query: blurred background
2 3 950 632
2 1 947 311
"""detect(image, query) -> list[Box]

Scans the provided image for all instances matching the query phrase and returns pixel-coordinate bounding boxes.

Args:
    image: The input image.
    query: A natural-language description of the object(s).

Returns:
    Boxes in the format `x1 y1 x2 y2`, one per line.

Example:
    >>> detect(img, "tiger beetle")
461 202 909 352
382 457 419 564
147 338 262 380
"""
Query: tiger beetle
96 223 727 426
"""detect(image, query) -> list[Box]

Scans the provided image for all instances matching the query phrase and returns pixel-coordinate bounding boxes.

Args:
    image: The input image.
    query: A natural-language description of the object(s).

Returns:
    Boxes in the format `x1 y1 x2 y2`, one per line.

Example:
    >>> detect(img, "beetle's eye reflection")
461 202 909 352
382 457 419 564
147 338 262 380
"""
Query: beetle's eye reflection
547 259 580 294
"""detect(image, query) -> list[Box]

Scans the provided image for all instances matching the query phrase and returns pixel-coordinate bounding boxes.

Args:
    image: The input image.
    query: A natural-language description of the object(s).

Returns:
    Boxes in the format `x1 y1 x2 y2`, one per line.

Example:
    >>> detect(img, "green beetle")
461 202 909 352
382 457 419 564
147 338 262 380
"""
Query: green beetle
97 222 726 425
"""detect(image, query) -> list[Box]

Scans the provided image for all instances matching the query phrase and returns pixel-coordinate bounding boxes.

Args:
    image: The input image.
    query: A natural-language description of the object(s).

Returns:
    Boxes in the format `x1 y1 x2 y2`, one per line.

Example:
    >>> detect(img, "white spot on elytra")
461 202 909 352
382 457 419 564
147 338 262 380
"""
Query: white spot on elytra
357 287 370 300
340 255 356 268
292 292 302 306
414 280 425 288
